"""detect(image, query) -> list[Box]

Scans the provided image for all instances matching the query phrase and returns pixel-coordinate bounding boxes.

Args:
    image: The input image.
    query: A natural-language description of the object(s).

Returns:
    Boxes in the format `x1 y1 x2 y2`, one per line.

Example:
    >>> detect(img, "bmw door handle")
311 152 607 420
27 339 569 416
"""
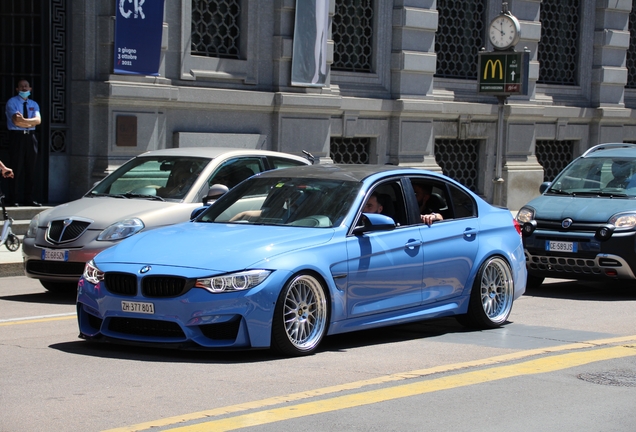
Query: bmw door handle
405 239 422 250
463 227 478 239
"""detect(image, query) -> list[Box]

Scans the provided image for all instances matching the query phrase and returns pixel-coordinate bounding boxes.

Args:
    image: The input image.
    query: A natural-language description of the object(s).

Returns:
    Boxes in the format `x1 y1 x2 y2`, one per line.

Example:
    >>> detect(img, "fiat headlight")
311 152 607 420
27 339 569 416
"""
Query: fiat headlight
609 212 636 230
97 218 144 241
195 270 272 293
516 207 535 223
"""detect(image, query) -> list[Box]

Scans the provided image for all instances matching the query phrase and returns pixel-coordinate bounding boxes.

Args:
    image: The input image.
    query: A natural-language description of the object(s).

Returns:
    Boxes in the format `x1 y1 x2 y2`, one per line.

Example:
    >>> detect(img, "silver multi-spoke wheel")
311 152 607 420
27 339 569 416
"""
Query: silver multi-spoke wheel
479 256 514 324
457 256 514 329
272 273 328 356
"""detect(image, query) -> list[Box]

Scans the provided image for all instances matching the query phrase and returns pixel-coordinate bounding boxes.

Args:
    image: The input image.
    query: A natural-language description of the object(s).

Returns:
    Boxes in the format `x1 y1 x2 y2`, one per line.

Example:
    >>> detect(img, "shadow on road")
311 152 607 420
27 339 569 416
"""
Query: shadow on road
0 291 75 305
524 279 636 302
49 316 487 364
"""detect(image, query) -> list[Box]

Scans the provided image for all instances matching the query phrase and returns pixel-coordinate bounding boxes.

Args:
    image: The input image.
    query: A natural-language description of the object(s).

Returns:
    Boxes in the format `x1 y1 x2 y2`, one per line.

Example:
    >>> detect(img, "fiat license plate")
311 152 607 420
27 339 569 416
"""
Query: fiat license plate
546 240 577 253
121 301 155 314
41 249 69 261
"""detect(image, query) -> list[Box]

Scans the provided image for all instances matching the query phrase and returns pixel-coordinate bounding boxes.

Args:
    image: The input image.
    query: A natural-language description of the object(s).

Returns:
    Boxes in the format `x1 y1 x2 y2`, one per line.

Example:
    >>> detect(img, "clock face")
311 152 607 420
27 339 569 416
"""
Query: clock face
489 15 519 50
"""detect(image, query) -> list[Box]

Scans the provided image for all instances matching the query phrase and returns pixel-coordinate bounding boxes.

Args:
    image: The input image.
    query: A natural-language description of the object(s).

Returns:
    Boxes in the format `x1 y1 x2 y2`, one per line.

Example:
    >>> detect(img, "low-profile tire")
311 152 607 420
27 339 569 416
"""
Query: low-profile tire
271 272 329 357
40 280 78 294
457 256 514 329
526 274 545 289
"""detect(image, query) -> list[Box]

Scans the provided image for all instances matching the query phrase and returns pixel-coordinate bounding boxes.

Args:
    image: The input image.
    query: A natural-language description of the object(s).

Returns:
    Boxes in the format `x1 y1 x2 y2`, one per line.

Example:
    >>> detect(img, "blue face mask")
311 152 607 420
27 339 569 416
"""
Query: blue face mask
18 91 30 98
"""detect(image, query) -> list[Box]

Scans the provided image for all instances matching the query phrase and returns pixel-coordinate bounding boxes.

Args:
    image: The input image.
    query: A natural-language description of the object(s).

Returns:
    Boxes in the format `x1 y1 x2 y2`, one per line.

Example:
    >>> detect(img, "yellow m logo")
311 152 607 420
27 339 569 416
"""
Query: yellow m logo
484 59 503 80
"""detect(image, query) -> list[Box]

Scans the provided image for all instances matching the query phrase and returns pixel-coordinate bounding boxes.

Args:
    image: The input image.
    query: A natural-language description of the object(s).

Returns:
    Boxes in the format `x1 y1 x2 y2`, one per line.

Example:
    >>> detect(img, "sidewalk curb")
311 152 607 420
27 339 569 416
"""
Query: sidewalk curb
0 262 24 278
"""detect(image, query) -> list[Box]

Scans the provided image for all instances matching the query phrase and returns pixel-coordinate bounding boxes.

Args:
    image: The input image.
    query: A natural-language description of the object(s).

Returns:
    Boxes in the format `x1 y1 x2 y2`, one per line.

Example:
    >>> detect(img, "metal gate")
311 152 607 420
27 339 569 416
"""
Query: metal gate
0 0 69 204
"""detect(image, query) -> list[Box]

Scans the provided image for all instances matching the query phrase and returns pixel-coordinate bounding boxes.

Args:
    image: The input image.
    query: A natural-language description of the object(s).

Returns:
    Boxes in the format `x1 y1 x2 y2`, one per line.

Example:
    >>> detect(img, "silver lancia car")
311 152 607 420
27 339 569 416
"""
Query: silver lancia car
23 147 309 292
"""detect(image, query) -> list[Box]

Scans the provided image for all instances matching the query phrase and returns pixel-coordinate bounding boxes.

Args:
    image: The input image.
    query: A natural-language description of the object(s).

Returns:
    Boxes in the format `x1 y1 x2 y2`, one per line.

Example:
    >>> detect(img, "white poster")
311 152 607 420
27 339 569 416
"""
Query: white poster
291 0 329 87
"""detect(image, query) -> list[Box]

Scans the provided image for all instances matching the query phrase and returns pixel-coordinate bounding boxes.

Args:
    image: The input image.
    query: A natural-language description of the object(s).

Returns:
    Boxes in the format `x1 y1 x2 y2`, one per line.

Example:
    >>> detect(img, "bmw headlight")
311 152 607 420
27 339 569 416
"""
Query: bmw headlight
83 260 105 284
97 218 144 241
195 270 272 293
516 207 535 223
25 213 40 238
609 212 636 230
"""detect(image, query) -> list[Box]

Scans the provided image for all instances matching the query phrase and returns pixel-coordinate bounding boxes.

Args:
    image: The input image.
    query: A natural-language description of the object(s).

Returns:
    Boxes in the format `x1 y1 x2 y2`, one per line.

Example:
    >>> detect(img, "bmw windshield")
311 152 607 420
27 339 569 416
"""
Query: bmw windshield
199 177 361 228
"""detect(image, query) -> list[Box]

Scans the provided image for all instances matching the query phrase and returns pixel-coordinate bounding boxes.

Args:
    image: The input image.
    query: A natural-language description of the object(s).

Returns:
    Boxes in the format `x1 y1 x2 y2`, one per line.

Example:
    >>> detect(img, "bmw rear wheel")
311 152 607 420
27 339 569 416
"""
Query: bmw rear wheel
271 273 329 356
457 256 514 329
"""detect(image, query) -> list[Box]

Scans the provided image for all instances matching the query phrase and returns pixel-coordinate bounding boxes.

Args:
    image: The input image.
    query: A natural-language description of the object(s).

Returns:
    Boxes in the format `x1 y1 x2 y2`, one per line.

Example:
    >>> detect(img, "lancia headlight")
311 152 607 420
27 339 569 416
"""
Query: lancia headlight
195 270 272 293
25 213 40 238
516 207 535 224
97 218 144 241
83 260 105 284
609 212 636 230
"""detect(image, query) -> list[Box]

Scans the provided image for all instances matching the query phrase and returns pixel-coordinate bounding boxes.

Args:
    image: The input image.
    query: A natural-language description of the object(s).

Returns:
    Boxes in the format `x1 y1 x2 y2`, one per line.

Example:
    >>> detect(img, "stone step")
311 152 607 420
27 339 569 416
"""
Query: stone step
2 205 51 237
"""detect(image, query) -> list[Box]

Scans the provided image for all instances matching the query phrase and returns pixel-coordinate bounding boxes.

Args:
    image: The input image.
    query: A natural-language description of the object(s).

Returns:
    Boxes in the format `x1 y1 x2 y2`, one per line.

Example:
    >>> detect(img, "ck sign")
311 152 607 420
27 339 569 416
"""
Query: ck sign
113 0 164 76
119 0 146 19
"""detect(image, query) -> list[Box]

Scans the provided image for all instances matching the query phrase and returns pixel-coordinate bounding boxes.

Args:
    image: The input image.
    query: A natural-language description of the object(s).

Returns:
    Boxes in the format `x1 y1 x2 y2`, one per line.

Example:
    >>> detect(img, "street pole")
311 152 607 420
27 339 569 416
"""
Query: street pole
493 95 506 206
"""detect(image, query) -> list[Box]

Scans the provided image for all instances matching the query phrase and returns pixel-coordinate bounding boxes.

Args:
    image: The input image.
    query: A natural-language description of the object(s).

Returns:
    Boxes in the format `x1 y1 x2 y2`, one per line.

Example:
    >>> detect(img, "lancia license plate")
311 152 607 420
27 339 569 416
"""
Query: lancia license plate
41 249 69 261
546 240 577 253
121 301 155 314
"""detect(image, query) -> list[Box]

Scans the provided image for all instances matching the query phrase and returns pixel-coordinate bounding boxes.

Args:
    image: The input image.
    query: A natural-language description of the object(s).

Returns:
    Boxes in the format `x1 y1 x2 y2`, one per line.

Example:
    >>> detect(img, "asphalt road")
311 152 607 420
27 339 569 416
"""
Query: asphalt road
1 276 635 432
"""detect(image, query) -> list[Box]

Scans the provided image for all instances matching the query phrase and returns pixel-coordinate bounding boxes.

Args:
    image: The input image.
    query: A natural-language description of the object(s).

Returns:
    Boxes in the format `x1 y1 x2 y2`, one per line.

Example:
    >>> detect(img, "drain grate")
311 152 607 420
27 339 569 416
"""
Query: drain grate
577 370 636 387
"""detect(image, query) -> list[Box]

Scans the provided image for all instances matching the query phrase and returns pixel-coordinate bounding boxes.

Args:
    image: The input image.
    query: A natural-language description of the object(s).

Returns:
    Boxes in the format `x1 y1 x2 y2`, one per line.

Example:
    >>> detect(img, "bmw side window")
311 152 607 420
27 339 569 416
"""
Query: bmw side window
448 185 476 219
409 178 451 222
362 180 408 227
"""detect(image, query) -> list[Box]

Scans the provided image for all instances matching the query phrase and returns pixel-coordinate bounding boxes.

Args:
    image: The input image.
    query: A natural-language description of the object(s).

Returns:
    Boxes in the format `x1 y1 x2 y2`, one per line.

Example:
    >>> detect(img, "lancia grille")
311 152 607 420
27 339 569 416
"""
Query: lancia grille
46 219 91 244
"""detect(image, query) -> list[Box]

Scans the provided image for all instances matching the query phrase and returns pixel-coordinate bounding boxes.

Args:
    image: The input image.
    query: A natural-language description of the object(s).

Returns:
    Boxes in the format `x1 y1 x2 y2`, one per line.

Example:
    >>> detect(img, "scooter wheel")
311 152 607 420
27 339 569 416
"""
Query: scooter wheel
5 234 20 252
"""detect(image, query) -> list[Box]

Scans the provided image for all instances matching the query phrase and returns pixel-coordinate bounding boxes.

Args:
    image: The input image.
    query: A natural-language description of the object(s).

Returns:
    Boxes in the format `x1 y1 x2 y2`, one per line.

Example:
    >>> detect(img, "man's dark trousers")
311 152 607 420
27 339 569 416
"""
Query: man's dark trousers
8 130 38 204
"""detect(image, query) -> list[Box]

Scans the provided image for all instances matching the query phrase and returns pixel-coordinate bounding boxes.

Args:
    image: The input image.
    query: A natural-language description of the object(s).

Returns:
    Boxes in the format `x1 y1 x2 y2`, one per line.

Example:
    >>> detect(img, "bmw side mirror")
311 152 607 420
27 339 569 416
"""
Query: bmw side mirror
190 207 207 220
353 213 396 235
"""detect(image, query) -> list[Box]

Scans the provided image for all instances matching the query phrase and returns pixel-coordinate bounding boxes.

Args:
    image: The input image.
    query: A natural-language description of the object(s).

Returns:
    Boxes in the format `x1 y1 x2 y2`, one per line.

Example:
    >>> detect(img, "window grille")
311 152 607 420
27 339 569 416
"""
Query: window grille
332 0 374 72
627 3 636 89
330 137 370 164
191 0 241 59
536 140 574 182
434 139 480 192
537 0 580 85
434 0 486 79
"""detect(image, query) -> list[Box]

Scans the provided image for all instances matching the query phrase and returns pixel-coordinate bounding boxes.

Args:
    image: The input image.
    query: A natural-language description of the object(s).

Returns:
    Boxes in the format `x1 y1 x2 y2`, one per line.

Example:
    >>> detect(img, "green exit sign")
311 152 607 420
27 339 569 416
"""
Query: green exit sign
478 51 529 95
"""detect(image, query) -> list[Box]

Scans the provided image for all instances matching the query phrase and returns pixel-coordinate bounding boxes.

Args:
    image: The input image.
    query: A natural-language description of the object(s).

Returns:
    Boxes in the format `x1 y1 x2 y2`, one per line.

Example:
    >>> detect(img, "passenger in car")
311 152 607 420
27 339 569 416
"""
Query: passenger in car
412 183 444 225
607 160 633 188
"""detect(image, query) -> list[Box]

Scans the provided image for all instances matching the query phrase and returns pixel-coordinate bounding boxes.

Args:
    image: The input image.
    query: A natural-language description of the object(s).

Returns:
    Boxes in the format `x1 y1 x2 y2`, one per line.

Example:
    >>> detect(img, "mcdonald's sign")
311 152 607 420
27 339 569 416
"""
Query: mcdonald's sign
478 51 529 95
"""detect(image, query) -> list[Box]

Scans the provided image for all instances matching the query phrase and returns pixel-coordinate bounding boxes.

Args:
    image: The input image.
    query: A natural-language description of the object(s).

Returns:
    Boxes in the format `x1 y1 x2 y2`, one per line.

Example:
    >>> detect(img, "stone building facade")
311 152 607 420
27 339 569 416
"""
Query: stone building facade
4 0 636 208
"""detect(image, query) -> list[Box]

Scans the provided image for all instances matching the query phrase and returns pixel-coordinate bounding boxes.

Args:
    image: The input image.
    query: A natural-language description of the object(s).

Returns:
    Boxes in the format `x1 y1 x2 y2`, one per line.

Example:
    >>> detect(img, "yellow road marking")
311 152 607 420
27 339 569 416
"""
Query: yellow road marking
0 314 75 326
104 335 636 432
166 345 636 432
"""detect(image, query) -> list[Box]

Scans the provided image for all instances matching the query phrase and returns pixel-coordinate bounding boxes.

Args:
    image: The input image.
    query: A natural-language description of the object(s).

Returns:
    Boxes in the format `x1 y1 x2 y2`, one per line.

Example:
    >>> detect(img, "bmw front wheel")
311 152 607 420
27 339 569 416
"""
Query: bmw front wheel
271 273 329 356
457 256 514 329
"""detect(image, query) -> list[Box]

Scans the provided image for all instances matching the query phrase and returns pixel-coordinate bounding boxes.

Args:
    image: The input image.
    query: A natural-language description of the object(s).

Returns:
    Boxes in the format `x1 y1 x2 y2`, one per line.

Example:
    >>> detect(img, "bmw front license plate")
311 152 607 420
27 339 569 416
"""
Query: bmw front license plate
121 301 155 314
546 240 577 253
41 249 69 261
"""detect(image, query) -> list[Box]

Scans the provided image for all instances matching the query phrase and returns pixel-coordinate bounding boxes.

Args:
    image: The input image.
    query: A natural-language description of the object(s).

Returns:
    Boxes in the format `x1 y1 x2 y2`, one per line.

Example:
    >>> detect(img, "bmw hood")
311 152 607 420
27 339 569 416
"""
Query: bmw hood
94 222 336 272
37 197 197 230
525 194 636 222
